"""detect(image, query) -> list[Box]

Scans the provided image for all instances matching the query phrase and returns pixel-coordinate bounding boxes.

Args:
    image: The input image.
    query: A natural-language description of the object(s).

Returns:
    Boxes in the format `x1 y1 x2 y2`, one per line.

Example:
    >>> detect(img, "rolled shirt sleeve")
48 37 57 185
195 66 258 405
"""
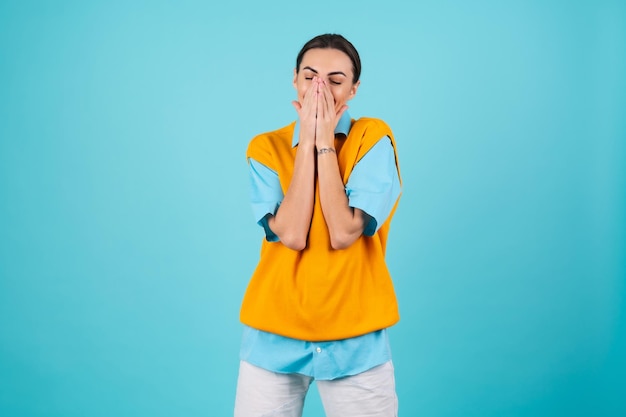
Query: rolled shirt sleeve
345 136 401 236
248 158 283 242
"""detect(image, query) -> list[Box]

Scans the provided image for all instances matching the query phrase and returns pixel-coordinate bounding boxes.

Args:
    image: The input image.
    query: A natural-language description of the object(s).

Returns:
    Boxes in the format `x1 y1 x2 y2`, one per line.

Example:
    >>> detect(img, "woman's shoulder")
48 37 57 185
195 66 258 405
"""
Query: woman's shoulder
250 121 295 144
351 116 393 137
247 121 296 157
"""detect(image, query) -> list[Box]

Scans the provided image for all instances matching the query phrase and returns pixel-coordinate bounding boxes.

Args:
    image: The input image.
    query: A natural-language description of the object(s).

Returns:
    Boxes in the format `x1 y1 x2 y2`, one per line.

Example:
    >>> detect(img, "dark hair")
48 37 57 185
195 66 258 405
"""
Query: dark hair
295 34 361 84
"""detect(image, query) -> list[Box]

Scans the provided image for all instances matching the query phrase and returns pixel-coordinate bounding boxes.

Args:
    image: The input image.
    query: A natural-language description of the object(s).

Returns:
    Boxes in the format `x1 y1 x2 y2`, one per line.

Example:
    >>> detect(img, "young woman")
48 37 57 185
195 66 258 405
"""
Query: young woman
235 33 402 417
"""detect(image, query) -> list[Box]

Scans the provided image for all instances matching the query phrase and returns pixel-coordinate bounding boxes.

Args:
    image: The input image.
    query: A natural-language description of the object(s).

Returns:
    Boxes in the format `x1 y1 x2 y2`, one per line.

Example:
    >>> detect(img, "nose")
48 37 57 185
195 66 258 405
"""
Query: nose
312 75 330 84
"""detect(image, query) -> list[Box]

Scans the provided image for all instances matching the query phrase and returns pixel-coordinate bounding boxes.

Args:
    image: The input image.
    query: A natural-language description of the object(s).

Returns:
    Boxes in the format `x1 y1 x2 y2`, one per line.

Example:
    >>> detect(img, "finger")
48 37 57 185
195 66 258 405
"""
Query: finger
305 77 318 112
315 84 323 119
314 79 325 116
320 81 335 116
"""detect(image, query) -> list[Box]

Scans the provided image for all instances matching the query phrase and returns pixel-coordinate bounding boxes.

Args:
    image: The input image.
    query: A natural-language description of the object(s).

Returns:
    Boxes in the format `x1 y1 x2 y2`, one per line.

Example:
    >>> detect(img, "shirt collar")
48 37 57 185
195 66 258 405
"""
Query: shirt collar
292 111 352 148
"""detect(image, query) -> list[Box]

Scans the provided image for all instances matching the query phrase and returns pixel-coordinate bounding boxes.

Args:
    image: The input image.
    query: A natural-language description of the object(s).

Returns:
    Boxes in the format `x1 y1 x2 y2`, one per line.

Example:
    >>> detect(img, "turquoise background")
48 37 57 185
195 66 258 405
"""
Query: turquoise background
1 0 624 416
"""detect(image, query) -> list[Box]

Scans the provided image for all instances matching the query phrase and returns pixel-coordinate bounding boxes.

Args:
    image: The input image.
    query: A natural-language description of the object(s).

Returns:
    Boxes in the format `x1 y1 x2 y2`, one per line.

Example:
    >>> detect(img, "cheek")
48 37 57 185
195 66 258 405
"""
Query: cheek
331 88 349 104
298 85 308 101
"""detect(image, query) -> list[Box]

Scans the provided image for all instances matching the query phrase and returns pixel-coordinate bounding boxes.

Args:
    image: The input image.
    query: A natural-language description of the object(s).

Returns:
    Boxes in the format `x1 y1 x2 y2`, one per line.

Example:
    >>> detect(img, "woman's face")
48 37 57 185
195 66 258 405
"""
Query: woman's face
293 47 360 113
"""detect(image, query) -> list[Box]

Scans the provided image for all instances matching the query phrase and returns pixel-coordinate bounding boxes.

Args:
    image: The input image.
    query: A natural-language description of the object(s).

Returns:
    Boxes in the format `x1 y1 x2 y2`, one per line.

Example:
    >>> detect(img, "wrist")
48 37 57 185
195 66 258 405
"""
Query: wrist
317 147 336 155
297 136 316 150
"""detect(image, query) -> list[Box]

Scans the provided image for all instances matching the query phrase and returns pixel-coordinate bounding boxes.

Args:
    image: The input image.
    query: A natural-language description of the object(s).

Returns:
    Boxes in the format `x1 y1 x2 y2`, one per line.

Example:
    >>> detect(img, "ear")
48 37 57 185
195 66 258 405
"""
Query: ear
293 68 298 89
348 80 361 100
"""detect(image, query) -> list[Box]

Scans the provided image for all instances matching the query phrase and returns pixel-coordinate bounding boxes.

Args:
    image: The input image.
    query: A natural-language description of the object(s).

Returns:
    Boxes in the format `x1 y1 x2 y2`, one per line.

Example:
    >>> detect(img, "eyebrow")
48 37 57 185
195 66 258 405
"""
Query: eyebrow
302 66 347 77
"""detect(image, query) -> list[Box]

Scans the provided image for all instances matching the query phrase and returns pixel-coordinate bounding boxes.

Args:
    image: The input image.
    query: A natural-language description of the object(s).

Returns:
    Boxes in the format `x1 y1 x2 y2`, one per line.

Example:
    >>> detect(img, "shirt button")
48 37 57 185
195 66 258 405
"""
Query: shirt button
316 347 322 353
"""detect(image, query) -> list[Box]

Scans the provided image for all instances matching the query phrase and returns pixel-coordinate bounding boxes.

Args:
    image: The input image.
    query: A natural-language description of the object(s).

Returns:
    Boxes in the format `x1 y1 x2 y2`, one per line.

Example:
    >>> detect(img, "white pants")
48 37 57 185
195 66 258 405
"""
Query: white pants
234 360 398 417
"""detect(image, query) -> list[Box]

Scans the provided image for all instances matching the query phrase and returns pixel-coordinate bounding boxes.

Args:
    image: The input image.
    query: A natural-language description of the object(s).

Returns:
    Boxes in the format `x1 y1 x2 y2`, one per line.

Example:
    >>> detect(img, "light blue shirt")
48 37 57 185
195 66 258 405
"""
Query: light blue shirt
242 112 401 380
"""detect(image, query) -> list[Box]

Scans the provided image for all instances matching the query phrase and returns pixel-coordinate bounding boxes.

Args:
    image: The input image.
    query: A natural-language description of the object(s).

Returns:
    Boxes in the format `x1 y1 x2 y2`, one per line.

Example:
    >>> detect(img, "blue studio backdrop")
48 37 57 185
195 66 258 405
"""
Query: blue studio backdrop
0 1 624 416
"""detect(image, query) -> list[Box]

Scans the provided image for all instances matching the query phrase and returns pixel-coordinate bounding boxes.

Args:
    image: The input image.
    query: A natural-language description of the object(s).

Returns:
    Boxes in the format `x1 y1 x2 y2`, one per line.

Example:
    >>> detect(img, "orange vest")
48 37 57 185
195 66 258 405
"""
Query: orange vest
241 117 402 341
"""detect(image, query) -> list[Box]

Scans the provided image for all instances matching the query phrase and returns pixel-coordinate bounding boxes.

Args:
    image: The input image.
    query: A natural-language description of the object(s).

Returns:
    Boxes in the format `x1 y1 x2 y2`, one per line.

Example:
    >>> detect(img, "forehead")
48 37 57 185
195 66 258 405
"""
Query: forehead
300 48 352 74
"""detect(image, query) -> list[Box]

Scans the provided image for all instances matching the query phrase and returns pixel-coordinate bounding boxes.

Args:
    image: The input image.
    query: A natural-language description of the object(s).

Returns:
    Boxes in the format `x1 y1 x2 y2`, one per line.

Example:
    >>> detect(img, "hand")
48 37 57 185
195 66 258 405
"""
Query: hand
315 78 348 150
291 77 319 148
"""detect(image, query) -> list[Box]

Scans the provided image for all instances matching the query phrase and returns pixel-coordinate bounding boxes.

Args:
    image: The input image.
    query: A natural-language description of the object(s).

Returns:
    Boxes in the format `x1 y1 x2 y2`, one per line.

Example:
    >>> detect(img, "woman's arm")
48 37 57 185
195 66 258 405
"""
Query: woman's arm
316 149 369 249
264 80 319 251
315 79 368 250
266 143 315 251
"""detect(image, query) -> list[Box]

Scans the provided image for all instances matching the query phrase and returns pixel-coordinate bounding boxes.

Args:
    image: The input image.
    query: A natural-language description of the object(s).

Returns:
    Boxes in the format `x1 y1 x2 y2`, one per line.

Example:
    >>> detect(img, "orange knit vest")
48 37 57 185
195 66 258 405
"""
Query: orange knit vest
241 117 401 341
